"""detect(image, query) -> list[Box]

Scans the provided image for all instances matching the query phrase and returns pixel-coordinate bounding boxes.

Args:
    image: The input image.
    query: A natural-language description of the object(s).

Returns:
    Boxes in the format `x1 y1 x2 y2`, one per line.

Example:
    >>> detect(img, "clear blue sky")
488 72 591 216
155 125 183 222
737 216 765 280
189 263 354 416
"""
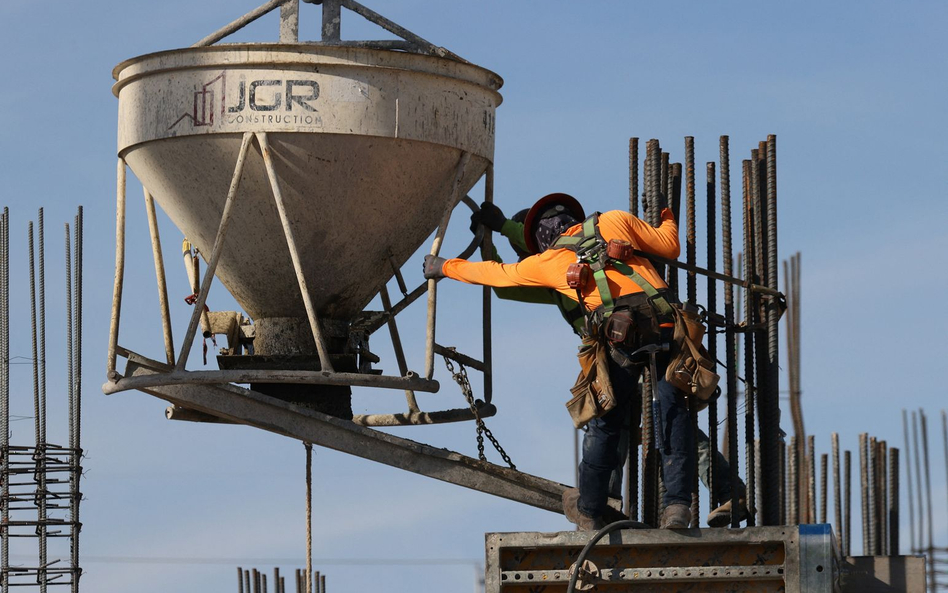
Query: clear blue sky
1 1 947 591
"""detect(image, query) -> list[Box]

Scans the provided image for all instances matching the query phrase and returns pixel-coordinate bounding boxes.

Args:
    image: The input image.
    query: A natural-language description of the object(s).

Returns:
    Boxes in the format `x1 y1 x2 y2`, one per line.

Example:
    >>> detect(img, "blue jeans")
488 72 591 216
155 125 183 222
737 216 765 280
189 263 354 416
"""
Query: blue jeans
578 355 695 517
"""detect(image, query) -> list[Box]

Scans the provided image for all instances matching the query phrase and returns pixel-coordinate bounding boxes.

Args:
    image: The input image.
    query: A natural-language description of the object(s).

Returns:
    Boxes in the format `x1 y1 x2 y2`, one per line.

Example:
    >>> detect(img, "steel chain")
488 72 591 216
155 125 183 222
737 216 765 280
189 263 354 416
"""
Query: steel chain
443 353 516 470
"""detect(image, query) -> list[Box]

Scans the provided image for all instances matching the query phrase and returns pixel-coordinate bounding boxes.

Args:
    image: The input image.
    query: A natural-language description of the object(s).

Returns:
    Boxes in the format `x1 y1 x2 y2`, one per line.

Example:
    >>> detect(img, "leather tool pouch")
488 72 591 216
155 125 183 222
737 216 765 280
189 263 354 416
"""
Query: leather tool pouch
604 311 634 344
566 335 616 429
665 308 720 401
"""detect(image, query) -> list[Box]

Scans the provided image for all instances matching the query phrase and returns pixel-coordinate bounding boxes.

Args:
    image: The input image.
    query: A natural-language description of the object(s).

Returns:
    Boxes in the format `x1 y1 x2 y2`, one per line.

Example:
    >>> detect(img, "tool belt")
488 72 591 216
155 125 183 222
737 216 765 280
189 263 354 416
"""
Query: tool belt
664 304 720 402
587 291 675 369
565 334 616 429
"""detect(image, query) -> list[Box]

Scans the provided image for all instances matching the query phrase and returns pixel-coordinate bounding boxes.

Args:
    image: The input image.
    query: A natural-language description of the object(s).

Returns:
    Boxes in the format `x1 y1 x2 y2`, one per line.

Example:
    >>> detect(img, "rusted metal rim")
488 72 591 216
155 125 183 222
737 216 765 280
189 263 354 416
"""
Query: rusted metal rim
112 43 503 100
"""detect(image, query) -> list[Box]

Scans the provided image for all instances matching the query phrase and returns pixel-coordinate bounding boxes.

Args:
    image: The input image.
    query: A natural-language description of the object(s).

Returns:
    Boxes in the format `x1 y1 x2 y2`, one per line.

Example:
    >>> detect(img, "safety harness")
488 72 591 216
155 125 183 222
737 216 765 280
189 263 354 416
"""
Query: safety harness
549 212 674 326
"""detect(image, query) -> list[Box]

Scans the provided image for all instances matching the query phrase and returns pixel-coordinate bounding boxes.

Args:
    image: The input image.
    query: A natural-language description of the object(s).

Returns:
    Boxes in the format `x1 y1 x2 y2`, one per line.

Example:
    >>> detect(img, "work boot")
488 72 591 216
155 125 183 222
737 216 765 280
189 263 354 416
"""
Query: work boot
659 504 692 529
707 498 749 528
562 488 605 531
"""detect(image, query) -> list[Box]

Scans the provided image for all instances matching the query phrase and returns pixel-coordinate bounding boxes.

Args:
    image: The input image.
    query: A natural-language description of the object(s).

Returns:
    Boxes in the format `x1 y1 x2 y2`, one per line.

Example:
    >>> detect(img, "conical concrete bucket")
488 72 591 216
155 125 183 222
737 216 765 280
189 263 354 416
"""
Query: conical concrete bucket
113 45 502 322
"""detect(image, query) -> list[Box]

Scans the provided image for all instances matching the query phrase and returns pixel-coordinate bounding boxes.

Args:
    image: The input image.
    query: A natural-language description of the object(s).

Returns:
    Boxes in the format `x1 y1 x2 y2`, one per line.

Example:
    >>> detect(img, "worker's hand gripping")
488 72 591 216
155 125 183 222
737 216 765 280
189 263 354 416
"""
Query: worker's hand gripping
469 201 507 233
423 255 448 279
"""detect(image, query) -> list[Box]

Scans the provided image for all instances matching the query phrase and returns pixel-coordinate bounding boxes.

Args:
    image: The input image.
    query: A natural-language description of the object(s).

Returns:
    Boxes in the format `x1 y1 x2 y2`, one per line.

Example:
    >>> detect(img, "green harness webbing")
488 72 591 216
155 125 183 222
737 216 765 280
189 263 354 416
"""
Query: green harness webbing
551 213 673 320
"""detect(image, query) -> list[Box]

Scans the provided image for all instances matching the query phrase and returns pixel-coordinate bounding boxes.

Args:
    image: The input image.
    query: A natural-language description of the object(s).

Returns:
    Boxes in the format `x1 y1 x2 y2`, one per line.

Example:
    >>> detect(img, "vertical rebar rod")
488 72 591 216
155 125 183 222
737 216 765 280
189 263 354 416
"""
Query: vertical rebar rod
320 574 325 593
788 438 798 525
684 137 697 304
844 450 852 557
65 222 76 592
921 410 935 589
424 152 473 379
660 152 670 214
912 411 925 552
294 570 300 593
889 447 899 555
808 435 816 524
258 132 336 374
642 368 657 527
833 433 843 554
645 140 661 227
860 433 869 555
684 155 696 533
37 209 48 593
72 206 83 592
903 410 916 552
760 135 780 526
741 159 757 526
238 567 244 593
246 570 252 593
38 209 46 444
0 209 7 593
720 136 741 528
305 443 313 593
820 453 828 524
143 189 175 365
108 159 126 378
706 161 718 510
0 206 10 593
668 163 682 294
625 388 640 520
943 411 948 553
879 440 888 555
177 134 252 369
629 138 639 217
780 441 787 525
481 164 494 404
29 222 40 447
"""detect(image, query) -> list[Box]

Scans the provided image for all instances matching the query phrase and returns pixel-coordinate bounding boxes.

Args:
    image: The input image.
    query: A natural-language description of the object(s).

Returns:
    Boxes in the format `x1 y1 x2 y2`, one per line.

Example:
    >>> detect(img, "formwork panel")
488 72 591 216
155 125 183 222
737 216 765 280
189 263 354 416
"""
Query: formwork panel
486 525 840 593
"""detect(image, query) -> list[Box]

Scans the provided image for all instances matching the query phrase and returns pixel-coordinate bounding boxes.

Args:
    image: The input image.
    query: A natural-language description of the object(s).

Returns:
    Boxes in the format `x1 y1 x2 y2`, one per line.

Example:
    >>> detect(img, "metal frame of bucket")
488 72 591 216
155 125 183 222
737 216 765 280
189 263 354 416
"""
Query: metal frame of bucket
104 0 502 427
104 133 498 427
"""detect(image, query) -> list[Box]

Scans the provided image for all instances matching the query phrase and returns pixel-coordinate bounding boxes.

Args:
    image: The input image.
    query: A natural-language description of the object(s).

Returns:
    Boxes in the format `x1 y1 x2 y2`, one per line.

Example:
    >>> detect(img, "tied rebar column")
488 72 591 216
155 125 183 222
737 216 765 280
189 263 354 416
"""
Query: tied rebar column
820 453 828 524
625 138 640 520
720 136 741 528
844 450 852 557
37 210 49 593
72 207 83 591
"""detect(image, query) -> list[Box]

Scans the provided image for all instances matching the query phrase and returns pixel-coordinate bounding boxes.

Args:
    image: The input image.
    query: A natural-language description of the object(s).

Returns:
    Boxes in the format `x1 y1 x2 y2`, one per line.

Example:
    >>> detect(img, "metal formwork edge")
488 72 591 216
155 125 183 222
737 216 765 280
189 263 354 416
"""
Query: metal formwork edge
485 525 841 593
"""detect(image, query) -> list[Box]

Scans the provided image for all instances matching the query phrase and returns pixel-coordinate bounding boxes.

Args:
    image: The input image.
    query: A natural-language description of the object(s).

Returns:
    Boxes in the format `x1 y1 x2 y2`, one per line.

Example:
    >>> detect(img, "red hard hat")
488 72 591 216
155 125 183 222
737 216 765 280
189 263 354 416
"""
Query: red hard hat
522 193 585 254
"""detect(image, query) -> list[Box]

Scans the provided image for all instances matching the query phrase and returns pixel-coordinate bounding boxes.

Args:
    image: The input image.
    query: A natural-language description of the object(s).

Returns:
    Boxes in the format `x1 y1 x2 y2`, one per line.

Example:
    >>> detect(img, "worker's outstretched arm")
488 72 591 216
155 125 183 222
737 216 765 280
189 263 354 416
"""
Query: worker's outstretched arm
442 249 563 290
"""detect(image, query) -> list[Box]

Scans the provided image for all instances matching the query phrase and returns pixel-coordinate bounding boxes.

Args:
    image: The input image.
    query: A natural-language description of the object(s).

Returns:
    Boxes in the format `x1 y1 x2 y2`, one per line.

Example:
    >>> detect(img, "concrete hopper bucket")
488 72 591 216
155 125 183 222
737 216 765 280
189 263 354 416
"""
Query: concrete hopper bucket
106 1 504 427
114 46 500 323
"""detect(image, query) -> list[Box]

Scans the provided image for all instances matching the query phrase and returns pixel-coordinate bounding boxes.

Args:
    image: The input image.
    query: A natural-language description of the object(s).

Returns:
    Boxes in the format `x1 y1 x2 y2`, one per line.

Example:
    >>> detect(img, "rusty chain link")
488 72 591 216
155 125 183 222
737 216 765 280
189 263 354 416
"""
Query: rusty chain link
443 352 515 470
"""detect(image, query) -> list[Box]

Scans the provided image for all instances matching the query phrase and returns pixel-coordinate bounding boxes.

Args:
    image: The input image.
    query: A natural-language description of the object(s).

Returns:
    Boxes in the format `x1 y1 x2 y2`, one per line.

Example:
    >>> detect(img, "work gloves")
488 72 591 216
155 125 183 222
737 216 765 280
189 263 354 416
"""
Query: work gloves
423 255 448 279
469 201 507 233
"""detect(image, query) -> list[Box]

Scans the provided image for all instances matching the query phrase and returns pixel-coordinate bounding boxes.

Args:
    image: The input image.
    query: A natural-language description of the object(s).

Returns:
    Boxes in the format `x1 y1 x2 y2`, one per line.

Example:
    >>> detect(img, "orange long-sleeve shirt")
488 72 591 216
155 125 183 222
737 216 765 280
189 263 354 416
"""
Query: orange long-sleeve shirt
443 209 680 311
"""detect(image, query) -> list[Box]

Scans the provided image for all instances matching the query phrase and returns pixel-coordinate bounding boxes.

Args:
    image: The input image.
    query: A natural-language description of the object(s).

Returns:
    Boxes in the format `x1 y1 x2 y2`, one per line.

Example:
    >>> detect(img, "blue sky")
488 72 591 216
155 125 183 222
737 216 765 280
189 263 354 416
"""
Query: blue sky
1 1 947 591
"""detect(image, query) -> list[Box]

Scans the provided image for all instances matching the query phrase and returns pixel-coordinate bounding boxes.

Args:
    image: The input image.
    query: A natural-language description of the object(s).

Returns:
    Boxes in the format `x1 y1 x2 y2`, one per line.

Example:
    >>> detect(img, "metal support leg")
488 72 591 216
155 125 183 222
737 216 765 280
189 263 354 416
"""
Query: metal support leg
480 163 494 404
379 286 419 413
144 189 175 365
257 132 335 373
176 133 253 370
425 151 472 379
107 159 127 379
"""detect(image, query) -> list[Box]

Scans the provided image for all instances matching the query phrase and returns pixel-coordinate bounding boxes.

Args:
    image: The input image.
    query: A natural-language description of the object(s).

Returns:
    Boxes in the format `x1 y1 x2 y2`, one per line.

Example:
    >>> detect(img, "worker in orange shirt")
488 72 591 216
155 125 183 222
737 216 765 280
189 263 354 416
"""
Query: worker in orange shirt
470 202 748 528
424 193 695 530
